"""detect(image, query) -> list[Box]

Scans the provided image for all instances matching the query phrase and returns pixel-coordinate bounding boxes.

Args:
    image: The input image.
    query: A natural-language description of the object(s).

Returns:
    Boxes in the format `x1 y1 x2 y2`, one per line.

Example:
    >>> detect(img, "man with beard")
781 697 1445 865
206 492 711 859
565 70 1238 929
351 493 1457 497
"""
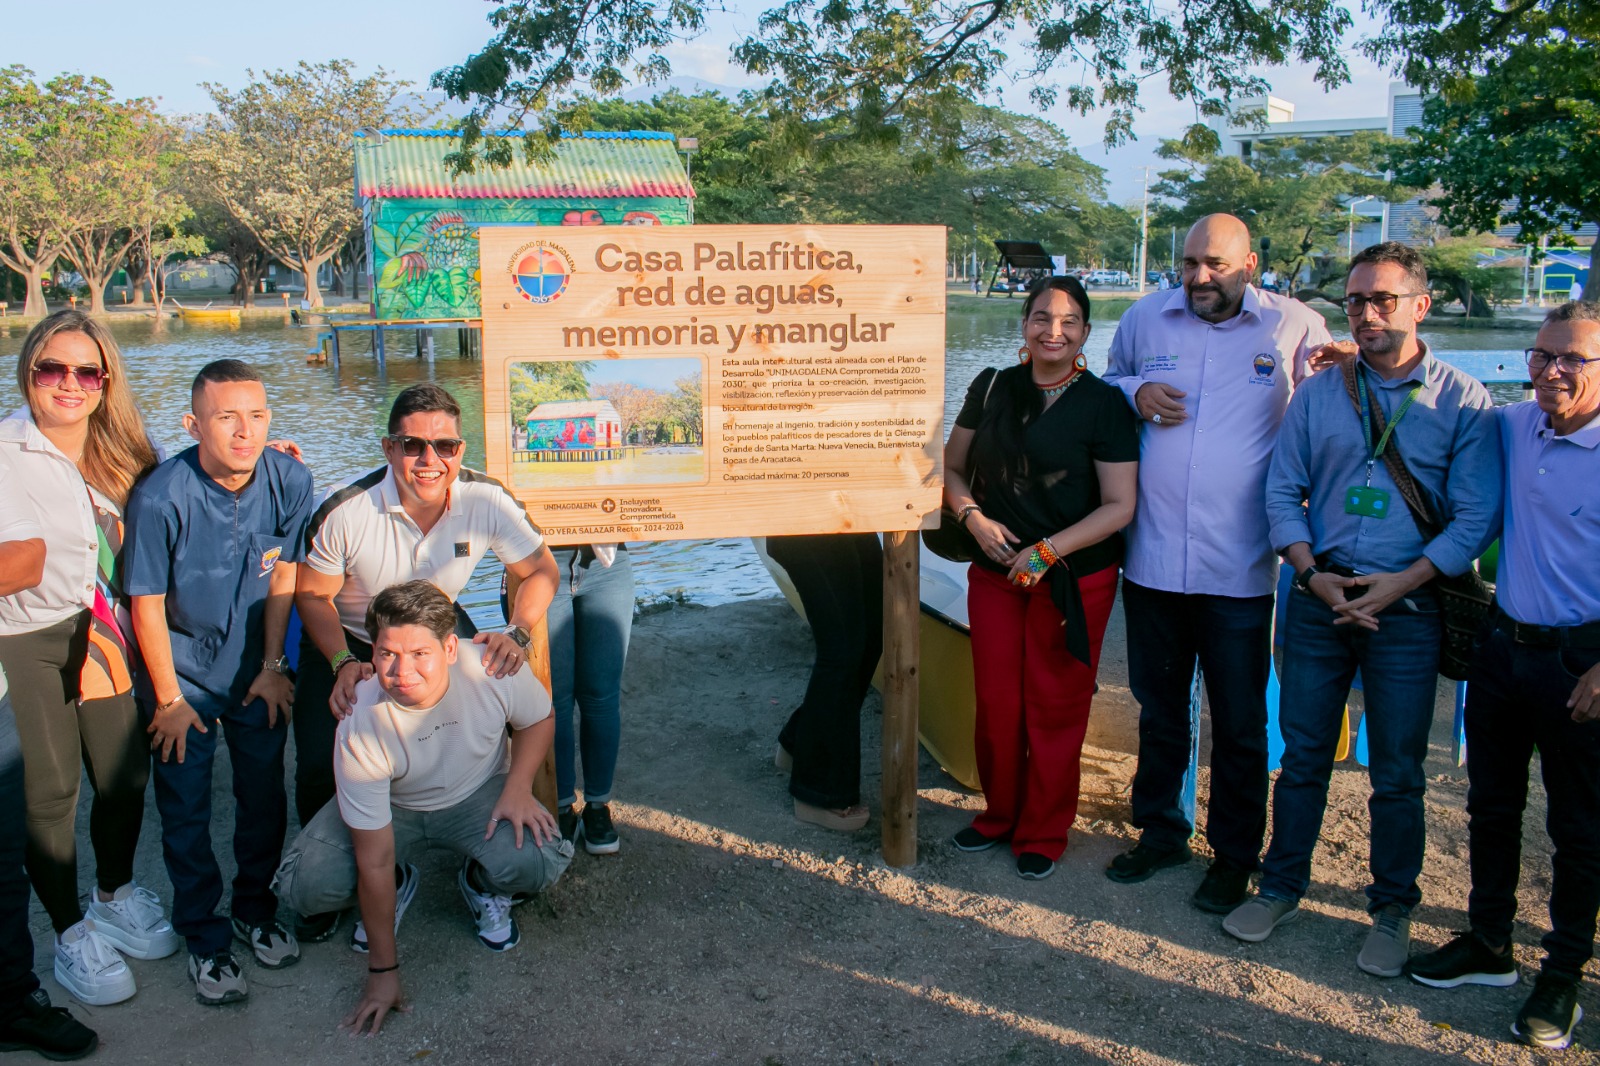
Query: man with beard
1103 214 1332 913
1225 242 1501 977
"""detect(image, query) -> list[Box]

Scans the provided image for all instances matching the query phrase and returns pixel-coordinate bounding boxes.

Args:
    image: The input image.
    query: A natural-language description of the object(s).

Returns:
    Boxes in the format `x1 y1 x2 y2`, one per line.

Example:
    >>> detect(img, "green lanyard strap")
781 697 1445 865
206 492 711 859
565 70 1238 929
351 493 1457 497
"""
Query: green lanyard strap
1356 370 1421 466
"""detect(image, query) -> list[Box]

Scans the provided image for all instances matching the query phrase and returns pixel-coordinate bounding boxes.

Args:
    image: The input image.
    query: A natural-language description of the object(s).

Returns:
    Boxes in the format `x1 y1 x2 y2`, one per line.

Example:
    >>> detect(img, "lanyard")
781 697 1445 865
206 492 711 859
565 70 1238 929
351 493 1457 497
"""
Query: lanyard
1356 370 1421 483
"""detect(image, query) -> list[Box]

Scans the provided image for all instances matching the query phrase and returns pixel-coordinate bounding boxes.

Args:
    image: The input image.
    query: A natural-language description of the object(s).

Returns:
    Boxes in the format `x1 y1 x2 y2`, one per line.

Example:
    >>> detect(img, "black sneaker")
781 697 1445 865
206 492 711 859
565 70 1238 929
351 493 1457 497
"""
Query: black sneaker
293 909 341 943
1512 972 1583 1050
1405 931 1518 989
0 988 98 1060
1016 853 1055 880
580 803 620 855
952 826 1008 853
558 806 580 846
1105 841 1193 884
1192 858 1253 914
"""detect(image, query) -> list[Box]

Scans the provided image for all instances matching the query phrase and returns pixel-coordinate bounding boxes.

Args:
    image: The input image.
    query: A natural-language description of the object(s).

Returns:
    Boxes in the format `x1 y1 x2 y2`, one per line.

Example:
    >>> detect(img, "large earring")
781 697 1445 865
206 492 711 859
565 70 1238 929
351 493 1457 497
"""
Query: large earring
1073 352 1087 372
1017 345 1031 365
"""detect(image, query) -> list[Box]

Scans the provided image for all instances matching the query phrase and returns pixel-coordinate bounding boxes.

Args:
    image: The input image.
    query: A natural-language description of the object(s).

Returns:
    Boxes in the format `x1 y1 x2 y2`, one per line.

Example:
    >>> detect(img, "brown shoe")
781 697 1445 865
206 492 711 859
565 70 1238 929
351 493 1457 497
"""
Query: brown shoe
793 800 869 831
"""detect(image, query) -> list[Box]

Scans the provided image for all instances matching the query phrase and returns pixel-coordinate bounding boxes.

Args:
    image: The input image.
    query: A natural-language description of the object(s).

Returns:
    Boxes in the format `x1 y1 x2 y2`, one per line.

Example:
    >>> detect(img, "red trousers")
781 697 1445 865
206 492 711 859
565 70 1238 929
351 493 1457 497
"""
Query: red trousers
967 563 1119 860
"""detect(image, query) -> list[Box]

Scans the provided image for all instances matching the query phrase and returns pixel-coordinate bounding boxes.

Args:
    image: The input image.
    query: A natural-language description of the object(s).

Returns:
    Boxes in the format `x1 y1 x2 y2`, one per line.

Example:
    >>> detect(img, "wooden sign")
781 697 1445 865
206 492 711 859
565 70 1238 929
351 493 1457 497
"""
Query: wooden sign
481 224 946 545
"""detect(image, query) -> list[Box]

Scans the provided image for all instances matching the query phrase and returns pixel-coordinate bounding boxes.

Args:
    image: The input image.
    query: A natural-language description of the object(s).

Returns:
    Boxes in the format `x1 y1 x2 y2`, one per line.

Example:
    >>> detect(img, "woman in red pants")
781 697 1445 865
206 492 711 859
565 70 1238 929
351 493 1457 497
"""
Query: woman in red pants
942 275 1139 879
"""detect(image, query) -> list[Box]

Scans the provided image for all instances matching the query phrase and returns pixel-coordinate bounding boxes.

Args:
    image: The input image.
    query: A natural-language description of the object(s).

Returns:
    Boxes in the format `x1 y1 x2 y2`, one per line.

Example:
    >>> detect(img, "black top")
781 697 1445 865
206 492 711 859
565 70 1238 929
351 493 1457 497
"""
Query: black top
955 365 1139 579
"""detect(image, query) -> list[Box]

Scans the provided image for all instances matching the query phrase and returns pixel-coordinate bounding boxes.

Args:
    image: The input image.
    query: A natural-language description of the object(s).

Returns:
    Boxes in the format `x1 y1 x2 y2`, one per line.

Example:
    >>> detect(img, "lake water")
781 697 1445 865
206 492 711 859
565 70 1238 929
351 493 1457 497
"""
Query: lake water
0 303 1532 624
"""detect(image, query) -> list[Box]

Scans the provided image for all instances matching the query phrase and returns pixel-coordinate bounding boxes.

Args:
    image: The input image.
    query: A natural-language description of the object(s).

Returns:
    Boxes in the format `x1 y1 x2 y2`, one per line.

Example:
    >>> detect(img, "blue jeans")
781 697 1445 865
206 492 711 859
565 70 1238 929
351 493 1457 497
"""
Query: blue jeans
1260 586 1442 911
147 689 289 955
1124 581 1274 867
0 692 40 1022
550 548 635 809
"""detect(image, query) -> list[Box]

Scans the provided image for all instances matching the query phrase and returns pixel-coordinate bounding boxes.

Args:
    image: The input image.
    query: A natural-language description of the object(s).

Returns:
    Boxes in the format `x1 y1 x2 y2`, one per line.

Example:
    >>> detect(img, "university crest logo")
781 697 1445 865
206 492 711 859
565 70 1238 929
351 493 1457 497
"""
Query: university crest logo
509 241 576 304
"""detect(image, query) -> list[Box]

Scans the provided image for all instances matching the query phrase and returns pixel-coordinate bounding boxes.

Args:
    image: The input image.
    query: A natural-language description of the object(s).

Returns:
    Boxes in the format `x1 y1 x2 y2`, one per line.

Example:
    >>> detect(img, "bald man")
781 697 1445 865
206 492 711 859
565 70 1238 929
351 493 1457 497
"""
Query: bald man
1102 215 1333 912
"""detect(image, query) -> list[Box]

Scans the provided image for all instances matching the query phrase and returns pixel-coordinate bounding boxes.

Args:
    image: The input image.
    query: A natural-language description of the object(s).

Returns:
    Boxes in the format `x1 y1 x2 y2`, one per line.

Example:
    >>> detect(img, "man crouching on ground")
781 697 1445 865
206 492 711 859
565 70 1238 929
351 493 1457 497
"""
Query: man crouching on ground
274 580 573 1035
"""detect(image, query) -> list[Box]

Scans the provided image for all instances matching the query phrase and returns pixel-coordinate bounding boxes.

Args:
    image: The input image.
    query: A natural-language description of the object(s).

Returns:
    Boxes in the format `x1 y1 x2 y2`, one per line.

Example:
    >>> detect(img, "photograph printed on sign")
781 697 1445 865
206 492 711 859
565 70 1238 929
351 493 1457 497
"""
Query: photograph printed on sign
507 356 707 490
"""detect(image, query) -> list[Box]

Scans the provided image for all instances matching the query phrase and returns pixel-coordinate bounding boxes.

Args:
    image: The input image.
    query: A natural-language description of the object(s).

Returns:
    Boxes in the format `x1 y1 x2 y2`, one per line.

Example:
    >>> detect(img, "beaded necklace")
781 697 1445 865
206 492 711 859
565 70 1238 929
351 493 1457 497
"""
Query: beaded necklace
1034 355 1088 401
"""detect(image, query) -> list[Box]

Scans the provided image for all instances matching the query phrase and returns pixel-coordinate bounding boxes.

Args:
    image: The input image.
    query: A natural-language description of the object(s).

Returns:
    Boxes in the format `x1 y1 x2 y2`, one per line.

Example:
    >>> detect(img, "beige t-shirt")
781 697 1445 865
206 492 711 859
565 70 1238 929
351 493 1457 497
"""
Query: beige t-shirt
334 651 552 831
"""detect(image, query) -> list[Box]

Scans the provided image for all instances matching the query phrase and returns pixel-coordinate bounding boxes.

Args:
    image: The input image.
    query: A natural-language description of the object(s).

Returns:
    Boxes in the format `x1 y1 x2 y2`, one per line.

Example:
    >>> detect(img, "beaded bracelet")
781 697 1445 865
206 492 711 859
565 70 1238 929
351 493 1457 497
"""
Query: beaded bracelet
1024 539 1059 576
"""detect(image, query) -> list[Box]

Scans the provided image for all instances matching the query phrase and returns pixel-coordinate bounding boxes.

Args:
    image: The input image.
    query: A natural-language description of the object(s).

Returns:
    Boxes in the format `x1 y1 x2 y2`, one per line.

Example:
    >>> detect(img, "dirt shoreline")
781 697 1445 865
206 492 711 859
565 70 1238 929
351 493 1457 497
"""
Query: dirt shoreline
43 596 1588 1065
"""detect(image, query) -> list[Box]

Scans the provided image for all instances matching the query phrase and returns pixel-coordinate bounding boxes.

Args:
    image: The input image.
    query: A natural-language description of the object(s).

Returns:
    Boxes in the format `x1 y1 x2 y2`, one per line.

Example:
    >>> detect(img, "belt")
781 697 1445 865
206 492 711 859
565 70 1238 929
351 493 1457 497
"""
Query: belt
1492 606 1600 649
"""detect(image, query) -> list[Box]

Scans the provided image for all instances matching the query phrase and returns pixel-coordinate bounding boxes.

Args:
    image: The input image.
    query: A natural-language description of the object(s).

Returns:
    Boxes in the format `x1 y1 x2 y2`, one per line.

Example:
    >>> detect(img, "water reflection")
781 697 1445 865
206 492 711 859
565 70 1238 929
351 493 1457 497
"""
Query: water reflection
0 308 1535 617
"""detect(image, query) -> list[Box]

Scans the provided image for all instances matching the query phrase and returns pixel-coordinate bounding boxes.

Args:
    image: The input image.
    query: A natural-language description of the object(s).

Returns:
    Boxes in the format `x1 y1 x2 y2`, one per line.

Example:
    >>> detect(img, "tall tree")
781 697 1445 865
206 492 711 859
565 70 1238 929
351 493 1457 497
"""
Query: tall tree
0 67 90 316
431 0 1352 171
1392 41 1600 279
1153 132 1402 285
187 61 422 307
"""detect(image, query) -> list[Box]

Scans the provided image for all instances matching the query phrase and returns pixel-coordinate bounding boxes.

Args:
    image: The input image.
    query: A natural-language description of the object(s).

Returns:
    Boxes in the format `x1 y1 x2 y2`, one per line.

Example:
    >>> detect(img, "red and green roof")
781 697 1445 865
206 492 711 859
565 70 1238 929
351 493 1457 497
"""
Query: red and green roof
355 129 695 200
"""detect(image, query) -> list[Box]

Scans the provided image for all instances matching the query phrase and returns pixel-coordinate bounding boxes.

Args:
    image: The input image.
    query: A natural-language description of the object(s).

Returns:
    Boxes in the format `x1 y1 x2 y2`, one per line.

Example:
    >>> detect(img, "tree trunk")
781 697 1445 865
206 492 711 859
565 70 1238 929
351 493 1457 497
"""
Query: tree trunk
295 252 329 307
236 259 264 309
23 267 47 318
85 274 110 316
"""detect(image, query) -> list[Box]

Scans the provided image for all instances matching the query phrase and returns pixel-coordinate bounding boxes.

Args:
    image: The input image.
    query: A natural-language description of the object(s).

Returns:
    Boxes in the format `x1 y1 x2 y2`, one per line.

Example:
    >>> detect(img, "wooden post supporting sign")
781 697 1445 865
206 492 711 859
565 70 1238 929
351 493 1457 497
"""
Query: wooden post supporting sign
880 531 921 866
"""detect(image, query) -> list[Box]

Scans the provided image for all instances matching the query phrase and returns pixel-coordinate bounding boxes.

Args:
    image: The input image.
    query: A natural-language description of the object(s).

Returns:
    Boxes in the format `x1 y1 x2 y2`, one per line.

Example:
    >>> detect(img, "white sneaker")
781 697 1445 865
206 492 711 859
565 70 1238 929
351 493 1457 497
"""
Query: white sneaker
457 861 520 953
85 883 180 960
351 862 419 954
54 920 136 1006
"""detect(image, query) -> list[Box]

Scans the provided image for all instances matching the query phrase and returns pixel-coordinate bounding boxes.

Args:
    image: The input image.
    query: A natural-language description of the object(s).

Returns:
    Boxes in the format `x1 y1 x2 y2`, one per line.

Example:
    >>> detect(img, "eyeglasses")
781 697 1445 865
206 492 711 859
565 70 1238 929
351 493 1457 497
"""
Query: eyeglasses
1339 292 1425 315
31 360 107 391
1525 348 1596 375
387 434 465 459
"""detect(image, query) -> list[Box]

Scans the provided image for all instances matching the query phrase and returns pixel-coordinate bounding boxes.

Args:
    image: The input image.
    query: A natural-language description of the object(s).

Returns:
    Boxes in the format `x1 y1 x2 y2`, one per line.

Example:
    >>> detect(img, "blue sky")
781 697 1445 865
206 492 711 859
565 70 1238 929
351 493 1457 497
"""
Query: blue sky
11 0 1398 206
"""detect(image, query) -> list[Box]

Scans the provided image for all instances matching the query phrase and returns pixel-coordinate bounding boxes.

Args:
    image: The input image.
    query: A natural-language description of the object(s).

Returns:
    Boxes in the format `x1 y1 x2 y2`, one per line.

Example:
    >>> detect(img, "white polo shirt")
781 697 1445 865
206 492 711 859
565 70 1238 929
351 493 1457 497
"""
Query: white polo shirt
0 408 103 636
304 466 544 641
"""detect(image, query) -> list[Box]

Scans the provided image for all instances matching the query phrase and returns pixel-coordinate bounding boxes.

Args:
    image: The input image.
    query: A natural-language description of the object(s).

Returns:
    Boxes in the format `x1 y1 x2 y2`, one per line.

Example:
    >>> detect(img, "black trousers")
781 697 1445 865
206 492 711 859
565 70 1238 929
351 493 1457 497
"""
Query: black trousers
768 534 884 810
1123 580 1274 868
0 691 39 1023
1464 625 1600 981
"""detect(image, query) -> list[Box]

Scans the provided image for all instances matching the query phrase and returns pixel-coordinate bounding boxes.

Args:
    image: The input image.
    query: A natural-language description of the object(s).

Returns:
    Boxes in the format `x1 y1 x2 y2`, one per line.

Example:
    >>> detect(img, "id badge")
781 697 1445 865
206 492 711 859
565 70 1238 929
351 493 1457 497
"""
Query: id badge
1344 485 1392 518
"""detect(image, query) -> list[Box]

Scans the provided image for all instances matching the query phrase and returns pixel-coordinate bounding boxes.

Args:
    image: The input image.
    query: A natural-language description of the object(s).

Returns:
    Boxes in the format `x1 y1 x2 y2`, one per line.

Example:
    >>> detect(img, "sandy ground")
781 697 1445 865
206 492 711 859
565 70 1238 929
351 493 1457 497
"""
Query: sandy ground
36 596 1593 1065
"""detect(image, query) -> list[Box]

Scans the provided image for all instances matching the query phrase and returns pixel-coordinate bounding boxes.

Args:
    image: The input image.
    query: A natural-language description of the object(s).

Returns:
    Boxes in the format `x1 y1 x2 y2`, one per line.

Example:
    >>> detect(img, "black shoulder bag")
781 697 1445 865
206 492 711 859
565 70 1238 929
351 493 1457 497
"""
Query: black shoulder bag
1338 357 1493 680
923 368 999 562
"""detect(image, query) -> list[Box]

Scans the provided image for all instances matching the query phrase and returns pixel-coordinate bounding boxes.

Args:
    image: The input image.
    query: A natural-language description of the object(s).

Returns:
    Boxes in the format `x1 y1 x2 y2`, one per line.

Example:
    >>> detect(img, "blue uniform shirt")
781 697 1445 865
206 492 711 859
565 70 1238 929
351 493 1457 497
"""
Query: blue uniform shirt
1266 346 1502 578
1495 402 1600 626
125 446 315 702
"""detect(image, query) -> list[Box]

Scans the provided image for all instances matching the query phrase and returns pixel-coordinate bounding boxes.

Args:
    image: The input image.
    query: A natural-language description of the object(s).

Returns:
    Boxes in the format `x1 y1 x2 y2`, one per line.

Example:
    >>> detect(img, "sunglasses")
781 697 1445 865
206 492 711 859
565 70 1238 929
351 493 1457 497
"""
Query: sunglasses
31 360 107 391
1338 292 1425 316
387 434 465 459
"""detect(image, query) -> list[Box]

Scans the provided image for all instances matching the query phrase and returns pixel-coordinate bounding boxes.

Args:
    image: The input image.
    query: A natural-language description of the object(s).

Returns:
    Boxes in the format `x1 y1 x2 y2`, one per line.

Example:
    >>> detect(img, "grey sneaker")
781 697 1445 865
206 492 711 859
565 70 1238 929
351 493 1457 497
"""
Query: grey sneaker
351 862 420 954
1358 904 1411 977
1223 895 1300 943
187 951 247 1006
231 917 300 969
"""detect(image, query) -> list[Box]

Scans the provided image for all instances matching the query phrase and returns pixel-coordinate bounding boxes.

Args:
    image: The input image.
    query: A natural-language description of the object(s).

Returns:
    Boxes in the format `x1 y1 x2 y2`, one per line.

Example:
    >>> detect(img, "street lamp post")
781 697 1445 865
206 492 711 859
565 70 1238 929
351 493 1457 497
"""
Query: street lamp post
677 137 699 224
1347 196 1379 259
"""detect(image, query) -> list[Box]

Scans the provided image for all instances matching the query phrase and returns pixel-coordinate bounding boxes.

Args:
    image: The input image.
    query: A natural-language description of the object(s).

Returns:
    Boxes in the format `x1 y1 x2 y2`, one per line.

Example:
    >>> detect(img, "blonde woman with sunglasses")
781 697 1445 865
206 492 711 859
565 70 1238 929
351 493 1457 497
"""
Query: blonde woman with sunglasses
0 310 178 1006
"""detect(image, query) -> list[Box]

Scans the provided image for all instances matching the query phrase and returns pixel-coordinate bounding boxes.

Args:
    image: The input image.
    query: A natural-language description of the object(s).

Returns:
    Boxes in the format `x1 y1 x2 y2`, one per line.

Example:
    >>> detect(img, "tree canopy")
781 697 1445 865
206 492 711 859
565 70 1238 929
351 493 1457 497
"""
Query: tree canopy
431 0 1354 170
1152 132 1403 285
187 60 423 306
1392 40 1600 278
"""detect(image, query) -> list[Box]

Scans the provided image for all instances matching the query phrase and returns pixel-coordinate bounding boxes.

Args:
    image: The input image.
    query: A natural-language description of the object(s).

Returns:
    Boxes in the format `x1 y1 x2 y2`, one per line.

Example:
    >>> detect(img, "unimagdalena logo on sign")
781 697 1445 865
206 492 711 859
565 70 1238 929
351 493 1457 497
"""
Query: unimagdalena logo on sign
508 241 577 304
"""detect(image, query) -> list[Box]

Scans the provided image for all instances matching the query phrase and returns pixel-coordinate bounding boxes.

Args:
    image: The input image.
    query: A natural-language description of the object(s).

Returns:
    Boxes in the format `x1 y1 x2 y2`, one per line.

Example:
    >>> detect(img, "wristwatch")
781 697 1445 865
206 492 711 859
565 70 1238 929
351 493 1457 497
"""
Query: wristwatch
502 624 532 649
1292 565 1323 594
261 656 290 675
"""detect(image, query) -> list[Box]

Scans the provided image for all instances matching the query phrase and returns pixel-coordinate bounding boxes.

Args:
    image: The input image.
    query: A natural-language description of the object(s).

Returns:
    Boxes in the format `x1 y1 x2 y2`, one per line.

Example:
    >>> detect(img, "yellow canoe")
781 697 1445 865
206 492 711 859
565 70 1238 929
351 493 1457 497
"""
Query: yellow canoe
755 538 981 789
180 307 242 325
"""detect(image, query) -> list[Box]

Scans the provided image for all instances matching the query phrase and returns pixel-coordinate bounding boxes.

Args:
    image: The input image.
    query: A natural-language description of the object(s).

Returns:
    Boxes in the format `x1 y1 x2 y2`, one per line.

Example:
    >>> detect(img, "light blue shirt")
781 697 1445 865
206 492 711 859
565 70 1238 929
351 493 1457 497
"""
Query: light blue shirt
1265 346 1502 578
1104 285 1333 597
1495 402 1600 626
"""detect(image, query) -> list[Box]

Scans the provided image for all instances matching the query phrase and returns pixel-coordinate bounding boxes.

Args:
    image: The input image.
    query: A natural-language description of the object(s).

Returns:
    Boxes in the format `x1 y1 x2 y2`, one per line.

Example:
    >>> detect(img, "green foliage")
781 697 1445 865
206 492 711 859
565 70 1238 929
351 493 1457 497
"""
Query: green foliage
432 0 1353 171
1392 41 1600 279
510 362 593 423
1365 0 1594 97
1152 133 1406 282
188 60 427 306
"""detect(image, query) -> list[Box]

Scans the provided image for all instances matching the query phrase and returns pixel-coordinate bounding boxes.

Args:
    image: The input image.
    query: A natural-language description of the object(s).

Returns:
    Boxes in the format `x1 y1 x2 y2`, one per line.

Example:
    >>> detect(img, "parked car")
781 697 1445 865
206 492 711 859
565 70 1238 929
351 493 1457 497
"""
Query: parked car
1086 269 1132 287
